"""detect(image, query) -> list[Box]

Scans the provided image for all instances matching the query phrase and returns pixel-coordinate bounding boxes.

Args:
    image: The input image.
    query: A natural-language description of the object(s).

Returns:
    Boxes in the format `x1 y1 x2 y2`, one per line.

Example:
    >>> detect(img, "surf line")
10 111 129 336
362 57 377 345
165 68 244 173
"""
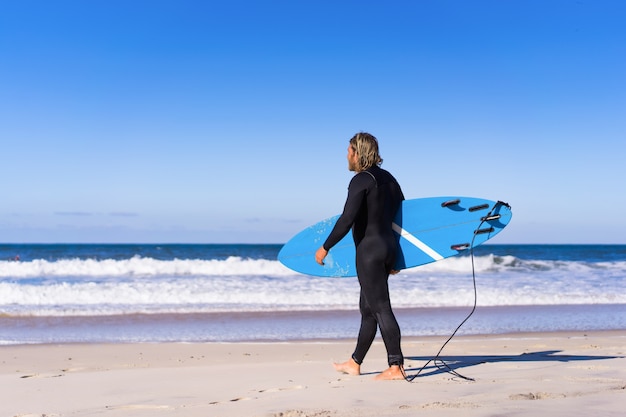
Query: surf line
392 223 444 261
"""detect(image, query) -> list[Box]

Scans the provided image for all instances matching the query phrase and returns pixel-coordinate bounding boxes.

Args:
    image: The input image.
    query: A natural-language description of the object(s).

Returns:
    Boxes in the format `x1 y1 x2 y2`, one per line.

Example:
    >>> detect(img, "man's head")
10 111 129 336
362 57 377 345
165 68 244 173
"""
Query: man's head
348 132 383 172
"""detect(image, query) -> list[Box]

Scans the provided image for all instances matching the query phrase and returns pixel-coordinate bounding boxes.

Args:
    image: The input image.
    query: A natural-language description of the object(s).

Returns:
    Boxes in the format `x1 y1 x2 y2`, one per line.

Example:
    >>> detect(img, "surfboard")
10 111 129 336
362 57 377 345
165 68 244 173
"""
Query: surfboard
278 197 512 277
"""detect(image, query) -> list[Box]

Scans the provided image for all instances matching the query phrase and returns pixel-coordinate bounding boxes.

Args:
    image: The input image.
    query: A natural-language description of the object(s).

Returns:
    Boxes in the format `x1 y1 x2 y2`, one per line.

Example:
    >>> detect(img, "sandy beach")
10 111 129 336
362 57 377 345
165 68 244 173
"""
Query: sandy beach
2 330 625 417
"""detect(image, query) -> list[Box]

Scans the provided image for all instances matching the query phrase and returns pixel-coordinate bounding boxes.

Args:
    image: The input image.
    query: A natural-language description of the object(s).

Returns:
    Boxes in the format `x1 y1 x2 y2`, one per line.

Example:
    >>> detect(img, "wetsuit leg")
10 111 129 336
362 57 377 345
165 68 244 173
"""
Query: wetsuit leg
352 241 404 367
351 289 378 364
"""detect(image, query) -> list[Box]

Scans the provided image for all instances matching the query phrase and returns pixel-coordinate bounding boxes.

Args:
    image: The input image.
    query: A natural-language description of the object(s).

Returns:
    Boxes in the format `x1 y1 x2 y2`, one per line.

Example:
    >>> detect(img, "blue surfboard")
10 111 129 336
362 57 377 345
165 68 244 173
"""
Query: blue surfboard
278 197 512 277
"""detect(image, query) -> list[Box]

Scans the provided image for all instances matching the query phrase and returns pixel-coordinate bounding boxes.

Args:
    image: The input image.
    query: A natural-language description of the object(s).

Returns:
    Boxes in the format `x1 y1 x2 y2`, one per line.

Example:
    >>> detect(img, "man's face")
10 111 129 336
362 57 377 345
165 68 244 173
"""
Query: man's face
347 145 359 172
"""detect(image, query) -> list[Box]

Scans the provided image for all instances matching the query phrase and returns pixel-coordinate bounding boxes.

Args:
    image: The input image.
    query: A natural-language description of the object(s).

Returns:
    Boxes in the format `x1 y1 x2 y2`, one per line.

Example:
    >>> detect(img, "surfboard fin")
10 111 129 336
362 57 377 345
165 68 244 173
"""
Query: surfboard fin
481 214 501 222
469 203 490 212
451 243 470 251
441 199 460 207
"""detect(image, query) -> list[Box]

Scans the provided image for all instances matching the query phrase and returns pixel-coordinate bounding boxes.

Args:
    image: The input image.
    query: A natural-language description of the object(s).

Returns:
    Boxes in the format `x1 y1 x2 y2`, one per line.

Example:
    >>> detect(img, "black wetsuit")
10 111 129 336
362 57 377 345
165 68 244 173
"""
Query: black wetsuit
323 165 404 366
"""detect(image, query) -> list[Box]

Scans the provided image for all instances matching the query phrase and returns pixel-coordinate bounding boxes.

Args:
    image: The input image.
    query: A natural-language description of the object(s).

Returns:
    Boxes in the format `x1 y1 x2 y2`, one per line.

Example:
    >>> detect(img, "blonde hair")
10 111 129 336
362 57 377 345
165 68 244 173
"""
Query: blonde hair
349 132 383 171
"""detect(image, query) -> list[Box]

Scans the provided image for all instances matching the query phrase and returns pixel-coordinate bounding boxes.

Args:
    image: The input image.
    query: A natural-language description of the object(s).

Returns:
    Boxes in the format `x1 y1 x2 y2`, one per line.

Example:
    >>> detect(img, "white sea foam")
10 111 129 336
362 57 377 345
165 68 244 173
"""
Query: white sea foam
1 255 625 317
0 256 294 278
3 254 624 279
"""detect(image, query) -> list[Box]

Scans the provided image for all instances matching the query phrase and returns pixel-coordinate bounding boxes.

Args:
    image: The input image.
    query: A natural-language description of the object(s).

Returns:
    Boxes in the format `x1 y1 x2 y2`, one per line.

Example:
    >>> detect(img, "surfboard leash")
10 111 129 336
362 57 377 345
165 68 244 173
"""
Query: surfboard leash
405 200 510 383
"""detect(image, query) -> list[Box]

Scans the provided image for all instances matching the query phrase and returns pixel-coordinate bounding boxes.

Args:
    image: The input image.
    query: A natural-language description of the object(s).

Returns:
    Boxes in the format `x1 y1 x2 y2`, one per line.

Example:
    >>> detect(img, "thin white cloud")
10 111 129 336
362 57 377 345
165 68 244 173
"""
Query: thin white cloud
109 212 140 217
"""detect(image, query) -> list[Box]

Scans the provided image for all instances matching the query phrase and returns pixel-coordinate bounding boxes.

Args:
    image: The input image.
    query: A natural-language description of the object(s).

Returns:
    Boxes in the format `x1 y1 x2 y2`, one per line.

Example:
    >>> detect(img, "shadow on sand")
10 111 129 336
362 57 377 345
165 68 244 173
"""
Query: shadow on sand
404 350 623 380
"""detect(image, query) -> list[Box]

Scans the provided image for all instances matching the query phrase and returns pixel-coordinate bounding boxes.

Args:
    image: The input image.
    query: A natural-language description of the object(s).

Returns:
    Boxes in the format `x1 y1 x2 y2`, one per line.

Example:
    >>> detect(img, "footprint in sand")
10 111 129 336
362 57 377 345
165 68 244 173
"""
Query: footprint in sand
13 414 61 417
258 385 305 393
208 385 306 406
19 373 64 379
420 401 481 409
509 392 566 400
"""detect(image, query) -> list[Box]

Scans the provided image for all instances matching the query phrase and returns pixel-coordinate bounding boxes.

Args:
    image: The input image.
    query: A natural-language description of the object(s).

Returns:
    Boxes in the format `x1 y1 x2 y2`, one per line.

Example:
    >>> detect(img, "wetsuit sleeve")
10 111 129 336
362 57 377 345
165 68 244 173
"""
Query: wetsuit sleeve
322 173 371 251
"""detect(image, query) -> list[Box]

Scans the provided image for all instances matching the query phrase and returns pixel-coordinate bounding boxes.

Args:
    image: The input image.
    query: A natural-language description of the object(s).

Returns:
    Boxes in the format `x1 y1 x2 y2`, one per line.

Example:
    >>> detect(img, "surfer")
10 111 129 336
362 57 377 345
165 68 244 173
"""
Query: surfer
315 132 406 381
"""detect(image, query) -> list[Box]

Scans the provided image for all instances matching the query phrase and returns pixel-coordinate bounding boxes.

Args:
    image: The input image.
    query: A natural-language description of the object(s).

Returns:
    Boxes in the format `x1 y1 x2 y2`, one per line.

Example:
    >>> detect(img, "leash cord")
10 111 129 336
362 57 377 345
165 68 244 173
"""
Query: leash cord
405 201 505 382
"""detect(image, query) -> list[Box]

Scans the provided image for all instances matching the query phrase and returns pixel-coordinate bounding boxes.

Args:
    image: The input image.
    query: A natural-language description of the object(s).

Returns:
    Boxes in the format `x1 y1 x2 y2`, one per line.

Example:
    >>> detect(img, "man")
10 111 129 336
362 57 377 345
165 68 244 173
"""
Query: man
315 132 405 381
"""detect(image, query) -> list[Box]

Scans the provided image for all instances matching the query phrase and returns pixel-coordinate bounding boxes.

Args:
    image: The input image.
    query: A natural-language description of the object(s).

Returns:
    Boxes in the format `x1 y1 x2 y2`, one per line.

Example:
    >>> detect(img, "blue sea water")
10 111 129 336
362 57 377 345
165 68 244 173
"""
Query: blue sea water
1 244 625 344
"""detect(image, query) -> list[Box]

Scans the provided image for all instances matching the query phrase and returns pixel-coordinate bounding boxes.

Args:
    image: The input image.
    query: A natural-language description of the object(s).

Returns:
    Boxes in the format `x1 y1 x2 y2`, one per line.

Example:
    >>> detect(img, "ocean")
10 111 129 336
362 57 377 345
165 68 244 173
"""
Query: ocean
1 244 625 344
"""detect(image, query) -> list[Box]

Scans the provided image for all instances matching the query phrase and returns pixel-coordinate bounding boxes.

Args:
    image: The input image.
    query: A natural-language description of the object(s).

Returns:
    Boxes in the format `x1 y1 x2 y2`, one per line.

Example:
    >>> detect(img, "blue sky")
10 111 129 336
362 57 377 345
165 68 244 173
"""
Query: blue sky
1 0 624 244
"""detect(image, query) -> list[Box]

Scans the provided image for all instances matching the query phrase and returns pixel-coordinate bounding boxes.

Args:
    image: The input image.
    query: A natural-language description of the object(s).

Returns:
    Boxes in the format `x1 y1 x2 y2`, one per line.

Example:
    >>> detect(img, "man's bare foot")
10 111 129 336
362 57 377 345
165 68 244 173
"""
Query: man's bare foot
373 365 406 381
333 358 360 375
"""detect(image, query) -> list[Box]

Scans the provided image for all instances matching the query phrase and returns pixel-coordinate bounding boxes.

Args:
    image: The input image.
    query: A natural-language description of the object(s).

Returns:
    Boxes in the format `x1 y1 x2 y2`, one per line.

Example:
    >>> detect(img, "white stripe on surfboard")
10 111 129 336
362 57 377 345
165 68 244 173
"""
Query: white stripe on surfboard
392 223 444 261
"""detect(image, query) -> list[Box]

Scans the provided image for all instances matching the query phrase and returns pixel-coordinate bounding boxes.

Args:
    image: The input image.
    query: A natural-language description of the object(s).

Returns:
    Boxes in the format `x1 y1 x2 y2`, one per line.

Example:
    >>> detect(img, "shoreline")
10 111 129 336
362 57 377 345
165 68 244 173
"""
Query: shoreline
2 330 625 416
3 328 626 346
3 304 626 344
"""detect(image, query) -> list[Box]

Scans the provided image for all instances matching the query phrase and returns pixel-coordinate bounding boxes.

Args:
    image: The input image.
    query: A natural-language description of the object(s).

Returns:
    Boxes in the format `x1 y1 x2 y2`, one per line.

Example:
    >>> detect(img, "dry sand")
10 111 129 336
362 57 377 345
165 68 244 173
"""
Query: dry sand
2 331 625 417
